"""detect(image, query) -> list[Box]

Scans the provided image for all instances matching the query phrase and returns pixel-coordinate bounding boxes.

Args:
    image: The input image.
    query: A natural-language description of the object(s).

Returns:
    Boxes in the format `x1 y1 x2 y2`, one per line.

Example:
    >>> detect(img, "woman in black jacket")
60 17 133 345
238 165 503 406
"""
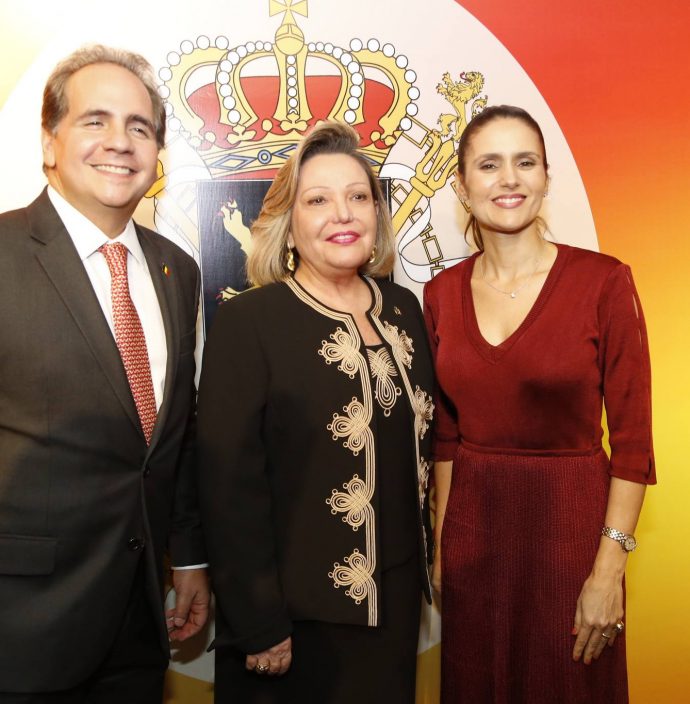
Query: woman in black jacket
197 121 435 703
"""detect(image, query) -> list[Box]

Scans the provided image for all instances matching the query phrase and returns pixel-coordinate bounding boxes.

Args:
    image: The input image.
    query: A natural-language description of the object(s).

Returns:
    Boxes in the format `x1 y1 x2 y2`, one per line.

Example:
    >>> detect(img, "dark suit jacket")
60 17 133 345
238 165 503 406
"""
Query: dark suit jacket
0 190 206 692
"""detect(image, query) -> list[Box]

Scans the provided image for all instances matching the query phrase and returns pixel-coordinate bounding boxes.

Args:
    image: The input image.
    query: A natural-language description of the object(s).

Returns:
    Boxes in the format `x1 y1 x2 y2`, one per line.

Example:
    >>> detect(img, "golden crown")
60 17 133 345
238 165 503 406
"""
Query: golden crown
158 0 420 177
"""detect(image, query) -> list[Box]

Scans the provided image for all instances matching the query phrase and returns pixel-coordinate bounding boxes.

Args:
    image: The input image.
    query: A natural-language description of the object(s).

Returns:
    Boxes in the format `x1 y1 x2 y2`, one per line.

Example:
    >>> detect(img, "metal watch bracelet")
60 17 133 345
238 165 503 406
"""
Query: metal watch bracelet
601 526 637 552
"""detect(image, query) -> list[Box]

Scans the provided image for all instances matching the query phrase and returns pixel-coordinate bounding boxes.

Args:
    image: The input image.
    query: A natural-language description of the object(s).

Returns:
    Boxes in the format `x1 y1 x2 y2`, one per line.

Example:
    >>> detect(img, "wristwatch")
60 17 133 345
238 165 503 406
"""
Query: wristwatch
601 526 637 552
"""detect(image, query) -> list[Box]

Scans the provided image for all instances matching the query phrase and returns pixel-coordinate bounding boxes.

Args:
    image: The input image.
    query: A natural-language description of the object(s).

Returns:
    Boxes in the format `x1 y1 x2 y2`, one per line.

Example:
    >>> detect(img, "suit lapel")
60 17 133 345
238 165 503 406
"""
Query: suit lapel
138 225 180 453
27 190 144 439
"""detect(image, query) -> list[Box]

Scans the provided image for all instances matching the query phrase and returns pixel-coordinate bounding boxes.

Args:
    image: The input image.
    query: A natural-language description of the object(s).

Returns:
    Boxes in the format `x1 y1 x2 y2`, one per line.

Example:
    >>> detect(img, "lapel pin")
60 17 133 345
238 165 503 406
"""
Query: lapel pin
394 306 401 315
162 263 171 277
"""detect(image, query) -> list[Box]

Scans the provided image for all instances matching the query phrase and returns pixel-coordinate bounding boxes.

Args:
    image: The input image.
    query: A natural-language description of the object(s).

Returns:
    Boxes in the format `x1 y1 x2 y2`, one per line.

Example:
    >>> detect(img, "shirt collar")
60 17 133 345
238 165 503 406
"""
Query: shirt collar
47 186 146 267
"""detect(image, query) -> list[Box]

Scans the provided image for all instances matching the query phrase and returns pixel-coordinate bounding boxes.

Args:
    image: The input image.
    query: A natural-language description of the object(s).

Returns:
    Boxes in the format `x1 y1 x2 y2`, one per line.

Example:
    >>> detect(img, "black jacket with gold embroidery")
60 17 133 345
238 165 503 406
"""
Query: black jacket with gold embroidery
198 276 434 654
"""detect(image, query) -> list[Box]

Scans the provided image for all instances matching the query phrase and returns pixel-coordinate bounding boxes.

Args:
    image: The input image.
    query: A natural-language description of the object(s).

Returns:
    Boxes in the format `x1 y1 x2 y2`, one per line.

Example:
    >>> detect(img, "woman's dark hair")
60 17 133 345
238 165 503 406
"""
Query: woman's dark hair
457 105 549 250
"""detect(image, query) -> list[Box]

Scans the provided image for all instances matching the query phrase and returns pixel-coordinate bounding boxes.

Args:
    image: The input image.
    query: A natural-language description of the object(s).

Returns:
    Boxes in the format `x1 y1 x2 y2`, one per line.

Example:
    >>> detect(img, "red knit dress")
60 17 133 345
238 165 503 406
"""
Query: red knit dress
423 244 656 704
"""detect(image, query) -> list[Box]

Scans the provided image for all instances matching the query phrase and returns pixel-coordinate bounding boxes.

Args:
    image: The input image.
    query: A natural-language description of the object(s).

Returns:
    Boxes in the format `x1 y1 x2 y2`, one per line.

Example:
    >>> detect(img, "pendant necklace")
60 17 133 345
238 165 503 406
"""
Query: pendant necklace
480 251 542 299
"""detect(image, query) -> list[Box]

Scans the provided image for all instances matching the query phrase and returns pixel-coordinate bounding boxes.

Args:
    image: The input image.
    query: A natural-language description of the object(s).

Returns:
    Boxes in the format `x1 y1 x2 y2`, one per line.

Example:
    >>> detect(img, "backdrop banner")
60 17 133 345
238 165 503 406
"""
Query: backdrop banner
1 1 687 702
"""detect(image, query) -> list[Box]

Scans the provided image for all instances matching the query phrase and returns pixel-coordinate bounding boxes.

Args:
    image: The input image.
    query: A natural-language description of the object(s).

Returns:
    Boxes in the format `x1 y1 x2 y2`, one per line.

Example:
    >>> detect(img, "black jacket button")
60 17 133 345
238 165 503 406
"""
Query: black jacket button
127 537 145 551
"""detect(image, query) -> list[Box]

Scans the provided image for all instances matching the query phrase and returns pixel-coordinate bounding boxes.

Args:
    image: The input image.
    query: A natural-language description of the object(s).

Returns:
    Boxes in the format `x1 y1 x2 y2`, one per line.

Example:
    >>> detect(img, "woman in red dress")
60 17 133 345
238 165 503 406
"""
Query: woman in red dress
423 105 655 703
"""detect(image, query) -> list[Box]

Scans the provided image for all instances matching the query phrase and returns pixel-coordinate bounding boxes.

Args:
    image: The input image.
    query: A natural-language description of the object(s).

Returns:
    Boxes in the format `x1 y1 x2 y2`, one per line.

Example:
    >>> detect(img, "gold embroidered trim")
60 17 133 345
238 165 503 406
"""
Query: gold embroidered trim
366 347 402 416
329 549 376 606
285 278 379 624
412 386 434 440
417 456 430 509
377 315 435 580
328 397 371 456
327 474 373 530
381 322 414 369
320 327 360 379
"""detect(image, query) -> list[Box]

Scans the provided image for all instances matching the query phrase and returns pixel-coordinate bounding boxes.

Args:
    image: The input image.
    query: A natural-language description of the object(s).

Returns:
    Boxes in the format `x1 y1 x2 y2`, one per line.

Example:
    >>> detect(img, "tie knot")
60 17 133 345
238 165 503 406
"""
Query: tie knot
99 243 129 277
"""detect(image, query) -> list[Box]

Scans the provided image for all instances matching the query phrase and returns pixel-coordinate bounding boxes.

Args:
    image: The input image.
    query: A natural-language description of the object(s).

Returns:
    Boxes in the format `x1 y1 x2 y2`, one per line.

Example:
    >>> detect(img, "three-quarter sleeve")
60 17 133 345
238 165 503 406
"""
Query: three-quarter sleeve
197 299 292 653
598 263 656 484
423 279 460 461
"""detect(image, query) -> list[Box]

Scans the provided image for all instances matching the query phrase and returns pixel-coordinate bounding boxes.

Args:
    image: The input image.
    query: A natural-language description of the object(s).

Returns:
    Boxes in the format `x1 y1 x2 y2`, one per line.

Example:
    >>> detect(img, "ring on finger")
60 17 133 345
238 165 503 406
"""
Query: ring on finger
601 632 611 639
615 621 624 634
255 663 269 674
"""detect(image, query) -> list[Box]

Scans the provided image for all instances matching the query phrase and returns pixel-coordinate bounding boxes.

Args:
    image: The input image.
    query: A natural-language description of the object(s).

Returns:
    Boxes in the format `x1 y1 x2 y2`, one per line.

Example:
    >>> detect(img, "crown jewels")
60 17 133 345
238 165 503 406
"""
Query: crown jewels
158 0 420 177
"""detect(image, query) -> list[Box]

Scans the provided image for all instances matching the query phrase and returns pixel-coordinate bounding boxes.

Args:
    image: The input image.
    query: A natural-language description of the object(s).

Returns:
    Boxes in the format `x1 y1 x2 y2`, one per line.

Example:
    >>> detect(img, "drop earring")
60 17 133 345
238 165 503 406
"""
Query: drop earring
286 246 296 272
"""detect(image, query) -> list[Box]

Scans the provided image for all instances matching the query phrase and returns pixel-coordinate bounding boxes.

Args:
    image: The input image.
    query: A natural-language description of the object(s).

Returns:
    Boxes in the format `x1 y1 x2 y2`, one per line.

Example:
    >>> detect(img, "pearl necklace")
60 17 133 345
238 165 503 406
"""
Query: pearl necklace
480 251 542 299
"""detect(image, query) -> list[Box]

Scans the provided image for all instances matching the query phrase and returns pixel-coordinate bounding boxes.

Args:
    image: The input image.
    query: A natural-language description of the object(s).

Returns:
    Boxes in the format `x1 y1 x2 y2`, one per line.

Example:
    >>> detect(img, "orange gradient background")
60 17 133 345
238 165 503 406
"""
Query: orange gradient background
456 1 690 702
1 1 687 701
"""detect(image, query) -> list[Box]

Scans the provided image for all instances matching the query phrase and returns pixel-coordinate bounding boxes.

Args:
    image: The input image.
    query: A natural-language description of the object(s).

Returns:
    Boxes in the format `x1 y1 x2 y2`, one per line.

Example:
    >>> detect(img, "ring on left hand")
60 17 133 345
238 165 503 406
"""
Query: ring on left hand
255 663 269 674
601 632 611 639
615 621 624 634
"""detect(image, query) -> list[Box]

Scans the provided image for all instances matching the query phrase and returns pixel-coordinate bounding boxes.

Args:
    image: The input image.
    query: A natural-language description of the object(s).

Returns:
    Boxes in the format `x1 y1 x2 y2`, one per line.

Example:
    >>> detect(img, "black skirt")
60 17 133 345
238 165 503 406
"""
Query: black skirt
213 554 422 704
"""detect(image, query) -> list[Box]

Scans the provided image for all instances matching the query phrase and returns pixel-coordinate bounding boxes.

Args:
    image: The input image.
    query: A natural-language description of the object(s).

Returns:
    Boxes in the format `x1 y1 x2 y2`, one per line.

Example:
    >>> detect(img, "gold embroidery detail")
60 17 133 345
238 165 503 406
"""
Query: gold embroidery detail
366 347 401 416
326 474 373 530
329 549 376 606
412 386 434 440
327 397 371 456
381 322 414 369
417 456 430 508
285 277 379 621
370 300 435 589
319 327 359 379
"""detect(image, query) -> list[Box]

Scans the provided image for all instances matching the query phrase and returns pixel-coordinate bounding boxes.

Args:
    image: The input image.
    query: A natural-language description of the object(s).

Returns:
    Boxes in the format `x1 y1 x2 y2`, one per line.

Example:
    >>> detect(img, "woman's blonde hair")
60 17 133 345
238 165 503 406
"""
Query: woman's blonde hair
247 121 395 286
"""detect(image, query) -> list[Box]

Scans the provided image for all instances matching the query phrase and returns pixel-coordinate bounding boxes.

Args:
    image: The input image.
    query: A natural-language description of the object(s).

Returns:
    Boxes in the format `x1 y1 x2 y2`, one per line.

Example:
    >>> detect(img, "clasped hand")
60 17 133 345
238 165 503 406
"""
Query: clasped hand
166 568 211 643
246 636 293 676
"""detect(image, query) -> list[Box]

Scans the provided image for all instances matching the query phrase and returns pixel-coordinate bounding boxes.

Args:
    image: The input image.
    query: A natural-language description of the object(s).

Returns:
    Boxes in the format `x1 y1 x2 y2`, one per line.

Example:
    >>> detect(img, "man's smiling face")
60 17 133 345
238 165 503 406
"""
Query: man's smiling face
41 62 159 237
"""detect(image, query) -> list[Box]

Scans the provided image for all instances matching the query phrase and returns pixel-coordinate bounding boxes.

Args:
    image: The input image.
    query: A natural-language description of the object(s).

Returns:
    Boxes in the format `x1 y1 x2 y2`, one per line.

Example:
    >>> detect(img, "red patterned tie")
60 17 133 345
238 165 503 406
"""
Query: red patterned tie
99 243 157 444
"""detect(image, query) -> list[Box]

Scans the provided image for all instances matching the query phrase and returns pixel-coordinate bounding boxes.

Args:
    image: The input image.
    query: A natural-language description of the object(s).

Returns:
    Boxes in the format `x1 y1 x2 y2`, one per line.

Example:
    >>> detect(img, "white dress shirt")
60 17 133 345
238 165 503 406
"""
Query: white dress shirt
48 188 207 571
48 186 167 410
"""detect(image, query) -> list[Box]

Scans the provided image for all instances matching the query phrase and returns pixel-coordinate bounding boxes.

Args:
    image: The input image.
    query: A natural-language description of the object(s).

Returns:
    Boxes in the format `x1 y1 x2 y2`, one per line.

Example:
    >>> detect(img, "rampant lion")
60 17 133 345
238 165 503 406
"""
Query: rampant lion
435 71 487 142
216 199 252 303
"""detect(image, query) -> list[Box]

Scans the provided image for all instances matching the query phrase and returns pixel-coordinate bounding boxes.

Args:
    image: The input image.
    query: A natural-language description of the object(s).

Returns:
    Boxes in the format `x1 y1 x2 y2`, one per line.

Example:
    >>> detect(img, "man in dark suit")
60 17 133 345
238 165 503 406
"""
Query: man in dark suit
0 45 210 702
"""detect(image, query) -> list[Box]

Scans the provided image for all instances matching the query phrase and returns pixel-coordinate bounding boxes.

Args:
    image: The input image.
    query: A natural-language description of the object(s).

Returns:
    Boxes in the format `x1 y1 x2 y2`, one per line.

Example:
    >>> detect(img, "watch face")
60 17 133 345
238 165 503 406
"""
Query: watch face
624 536 637 551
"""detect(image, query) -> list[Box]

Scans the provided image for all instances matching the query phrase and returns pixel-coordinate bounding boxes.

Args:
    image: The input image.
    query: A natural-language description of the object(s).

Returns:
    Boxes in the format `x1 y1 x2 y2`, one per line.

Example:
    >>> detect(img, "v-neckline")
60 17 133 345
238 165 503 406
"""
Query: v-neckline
463 243 569 363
